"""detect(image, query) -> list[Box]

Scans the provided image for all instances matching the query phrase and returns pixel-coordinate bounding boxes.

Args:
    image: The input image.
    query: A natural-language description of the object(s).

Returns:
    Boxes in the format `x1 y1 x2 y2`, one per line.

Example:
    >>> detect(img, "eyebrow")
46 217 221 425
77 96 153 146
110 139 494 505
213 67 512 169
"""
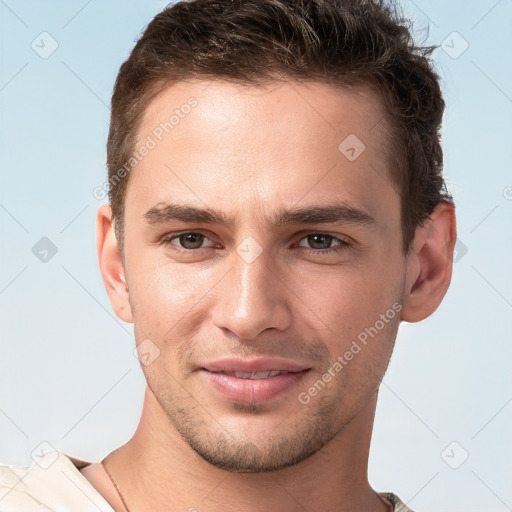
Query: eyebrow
144 201 376 229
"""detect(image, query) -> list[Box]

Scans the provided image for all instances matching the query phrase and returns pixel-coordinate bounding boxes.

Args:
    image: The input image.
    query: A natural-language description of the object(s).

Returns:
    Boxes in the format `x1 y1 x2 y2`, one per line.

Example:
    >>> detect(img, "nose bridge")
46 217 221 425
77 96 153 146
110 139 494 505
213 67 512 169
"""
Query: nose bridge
235 246 272 312
213 241 291 339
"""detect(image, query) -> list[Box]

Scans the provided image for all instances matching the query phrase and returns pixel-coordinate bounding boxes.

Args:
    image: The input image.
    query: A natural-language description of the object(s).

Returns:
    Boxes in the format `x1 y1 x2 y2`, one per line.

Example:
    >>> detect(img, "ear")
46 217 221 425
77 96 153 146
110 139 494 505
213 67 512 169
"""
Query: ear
96 204 133 323
401 200 456 323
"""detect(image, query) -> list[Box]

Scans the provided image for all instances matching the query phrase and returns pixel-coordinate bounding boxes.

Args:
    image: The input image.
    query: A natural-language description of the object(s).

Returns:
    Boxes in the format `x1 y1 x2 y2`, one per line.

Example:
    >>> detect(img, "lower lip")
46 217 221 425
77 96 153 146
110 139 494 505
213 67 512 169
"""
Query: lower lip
200 369 310 403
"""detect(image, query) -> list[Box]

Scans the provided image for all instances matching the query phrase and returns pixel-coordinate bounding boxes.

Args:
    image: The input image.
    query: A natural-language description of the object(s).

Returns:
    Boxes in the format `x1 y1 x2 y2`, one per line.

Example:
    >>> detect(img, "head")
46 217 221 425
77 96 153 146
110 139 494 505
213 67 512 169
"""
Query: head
97 0 456 472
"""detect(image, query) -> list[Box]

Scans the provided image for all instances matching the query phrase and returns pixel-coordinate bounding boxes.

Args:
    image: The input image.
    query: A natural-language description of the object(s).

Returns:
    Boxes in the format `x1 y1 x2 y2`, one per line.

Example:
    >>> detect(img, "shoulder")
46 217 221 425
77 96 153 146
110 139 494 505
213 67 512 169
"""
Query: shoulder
0 451 113 512
379 492 417 512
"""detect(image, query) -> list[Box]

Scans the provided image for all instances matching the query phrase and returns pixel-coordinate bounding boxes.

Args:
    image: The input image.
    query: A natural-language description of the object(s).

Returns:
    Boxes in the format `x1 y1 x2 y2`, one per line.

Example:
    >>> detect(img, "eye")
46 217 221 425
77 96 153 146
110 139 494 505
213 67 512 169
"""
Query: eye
297 233 351 254
159 231 352 256
160 232 216 252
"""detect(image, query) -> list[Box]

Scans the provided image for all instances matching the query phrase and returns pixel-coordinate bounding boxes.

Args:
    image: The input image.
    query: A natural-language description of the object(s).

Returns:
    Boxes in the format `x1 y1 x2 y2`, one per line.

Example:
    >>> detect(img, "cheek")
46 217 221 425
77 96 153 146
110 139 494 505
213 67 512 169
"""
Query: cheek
319 298 399 404
129 264 209 382
128 258 217 343
318 268 402 357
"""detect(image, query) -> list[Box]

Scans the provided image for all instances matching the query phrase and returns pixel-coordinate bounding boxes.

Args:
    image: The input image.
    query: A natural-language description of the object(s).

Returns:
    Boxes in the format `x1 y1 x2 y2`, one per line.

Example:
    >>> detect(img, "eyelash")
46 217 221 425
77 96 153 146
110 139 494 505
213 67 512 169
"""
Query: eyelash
159 231 352 256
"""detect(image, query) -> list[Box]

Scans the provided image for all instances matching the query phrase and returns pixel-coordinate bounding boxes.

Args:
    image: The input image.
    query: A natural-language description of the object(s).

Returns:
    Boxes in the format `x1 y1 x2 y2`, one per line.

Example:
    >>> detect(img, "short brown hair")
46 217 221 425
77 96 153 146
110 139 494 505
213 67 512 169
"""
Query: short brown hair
107 0 453 255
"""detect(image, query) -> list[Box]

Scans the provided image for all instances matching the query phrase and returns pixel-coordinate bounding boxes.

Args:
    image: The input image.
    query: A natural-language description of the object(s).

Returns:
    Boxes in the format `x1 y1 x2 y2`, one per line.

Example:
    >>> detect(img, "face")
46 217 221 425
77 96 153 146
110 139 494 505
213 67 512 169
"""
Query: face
121 79 406 472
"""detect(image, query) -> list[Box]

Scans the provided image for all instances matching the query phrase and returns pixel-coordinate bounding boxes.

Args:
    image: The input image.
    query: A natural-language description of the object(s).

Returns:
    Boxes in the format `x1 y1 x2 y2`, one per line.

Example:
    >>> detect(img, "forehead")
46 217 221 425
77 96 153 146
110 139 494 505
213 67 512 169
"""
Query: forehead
125 79 398 228
139 78 389 156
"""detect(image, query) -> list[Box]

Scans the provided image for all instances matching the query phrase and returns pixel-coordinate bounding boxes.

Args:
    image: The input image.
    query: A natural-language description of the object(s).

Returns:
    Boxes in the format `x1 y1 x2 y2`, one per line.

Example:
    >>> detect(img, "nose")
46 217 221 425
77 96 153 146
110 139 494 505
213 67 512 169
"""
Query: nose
211 245 292 340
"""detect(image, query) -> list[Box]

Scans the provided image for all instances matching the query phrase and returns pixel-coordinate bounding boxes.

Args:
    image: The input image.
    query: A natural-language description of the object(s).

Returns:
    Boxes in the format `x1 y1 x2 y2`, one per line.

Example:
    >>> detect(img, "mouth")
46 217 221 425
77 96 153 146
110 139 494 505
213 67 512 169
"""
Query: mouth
208 370 301 379
198 359 311 403
200 356 310 374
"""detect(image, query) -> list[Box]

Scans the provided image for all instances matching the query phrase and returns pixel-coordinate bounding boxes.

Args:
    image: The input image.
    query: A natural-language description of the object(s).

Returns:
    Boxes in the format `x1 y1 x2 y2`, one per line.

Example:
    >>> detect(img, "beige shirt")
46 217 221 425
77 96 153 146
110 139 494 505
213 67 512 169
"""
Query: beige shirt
0 451 415 511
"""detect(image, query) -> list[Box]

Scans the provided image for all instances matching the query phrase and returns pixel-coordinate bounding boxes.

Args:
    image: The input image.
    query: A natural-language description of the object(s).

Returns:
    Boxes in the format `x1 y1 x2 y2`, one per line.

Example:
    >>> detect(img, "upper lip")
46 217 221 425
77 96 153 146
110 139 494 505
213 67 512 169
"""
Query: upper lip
200 357 310 373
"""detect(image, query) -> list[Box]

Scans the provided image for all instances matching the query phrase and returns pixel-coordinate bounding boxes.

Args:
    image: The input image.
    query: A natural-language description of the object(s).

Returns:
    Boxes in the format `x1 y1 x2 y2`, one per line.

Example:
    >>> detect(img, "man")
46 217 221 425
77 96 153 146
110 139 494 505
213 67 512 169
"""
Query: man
0 0 456 510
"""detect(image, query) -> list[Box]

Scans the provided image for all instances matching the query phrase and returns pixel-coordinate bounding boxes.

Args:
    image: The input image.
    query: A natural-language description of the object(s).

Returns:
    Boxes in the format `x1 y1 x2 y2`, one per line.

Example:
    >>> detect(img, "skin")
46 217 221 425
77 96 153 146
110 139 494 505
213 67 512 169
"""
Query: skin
87 79 456 512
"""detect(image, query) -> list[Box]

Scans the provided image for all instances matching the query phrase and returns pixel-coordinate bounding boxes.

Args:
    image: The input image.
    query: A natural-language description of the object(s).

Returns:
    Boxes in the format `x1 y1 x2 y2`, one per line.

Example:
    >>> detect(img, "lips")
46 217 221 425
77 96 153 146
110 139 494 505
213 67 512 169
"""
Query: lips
199 357 311 403
215 370 293 379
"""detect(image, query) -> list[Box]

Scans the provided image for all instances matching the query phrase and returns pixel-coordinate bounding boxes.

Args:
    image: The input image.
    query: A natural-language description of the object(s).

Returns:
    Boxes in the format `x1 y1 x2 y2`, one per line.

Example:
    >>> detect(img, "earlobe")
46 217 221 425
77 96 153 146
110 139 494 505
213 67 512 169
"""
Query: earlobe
96 204 134 324
401 200 456 323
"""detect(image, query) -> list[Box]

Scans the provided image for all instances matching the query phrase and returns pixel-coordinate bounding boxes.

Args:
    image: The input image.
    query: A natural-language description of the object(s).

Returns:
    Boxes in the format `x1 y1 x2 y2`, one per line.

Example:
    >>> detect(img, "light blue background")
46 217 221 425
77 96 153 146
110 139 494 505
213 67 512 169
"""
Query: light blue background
1 1 511 511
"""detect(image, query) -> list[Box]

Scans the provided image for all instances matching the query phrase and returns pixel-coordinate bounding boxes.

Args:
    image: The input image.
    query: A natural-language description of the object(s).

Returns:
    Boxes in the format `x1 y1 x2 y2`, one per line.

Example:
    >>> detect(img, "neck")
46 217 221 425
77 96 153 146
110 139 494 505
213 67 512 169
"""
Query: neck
105 387 389 512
